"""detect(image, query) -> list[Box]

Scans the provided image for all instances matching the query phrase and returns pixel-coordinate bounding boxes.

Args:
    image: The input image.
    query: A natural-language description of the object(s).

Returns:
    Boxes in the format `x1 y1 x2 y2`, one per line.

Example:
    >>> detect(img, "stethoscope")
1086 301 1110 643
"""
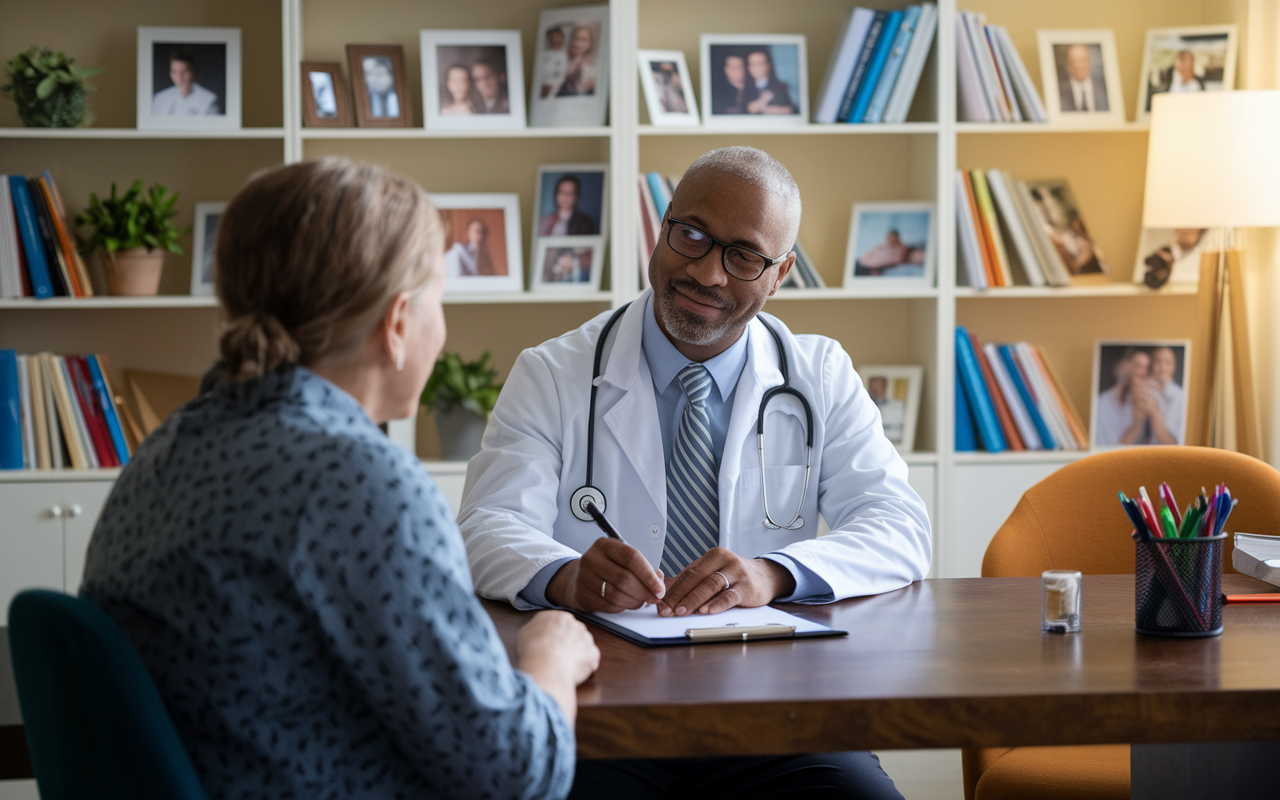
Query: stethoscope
569 302 814 531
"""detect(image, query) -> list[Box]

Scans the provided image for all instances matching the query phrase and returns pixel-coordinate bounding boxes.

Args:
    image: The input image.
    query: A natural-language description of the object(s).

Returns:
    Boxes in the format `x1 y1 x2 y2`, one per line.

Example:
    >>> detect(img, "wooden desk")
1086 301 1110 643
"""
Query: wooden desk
486 574 1280 761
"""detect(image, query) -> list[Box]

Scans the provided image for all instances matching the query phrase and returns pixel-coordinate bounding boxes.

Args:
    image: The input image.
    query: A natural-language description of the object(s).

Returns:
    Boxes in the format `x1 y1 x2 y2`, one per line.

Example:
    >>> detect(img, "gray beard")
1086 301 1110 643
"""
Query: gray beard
655 284 738 346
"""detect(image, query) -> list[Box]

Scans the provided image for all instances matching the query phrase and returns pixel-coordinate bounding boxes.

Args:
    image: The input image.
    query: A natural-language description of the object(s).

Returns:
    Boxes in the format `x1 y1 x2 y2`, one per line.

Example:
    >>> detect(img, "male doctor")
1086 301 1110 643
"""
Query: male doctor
459 146 929 798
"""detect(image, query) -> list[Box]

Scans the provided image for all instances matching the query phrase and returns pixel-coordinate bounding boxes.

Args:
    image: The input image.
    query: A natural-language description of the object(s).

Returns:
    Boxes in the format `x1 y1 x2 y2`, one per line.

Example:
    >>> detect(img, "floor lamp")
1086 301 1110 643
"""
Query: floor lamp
1142 91 1280 458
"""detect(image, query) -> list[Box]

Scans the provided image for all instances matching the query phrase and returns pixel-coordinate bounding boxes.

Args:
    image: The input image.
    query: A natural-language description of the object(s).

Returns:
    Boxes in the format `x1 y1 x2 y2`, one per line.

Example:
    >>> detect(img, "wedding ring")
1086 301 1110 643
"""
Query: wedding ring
714 571 730 591
601 580 607 598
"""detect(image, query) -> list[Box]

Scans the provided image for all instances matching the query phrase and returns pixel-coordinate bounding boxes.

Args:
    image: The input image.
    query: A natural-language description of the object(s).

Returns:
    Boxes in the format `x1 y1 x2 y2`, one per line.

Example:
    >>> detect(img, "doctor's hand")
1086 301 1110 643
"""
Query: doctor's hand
658 548 797 617
545 539 666 613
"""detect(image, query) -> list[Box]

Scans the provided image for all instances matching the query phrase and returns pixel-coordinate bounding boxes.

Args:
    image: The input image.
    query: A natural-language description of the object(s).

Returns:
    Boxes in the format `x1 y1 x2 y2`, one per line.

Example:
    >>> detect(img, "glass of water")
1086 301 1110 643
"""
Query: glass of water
1042 570 1082 634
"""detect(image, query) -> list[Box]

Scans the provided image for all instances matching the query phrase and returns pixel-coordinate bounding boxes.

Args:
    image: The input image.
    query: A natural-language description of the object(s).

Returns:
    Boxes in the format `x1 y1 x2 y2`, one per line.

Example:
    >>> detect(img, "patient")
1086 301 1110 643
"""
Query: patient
80 158 598 799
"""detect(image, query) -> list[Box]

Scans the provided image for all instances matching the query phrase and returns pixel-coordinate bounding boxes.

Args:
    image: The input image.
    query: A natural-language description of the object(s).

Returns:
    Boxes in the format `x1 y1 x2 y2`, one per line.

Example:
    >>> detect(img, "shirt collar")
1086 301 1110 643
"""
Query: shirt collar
641 293 750 400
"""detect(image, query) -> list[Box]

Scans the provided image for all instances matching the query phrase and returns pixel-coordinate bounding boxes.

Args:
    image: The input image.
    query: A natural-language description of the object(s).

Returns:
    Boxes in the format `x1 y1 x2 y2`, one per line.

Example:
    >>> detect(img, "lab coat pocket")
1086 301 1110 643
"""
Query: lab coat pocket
735 465 807 537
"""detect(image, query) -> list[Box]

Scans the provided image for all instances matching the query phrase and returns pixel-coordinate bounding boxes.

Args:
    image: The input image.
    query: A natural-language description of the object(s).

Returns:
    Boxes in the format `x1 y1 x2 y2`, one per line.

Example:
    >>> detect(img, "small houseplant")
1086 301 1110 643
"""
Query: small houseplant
75 181 185 296
421 351 502 460
2 46 101 128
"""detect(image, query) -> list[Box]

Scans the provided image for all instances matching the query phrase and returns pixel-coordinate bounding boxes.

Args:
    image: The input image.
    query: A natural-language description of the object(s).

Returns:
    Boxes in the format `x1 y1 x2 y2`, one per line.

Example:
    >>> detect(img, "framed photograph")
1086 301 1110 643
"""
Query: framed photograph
1036 30 1124 126
700 34 808 127
431 193 523 294
1132 227 1208 289
637 49 699 126
137 27 240 129
300 62 351 127
1137 25 1238 122
190 202 227 296
421 30 525 130
533 164 608 239
530 5 609 128
856 365 924 453
531 236 605 293
346 44 413 128
844 202 935 287
1091 340 1191 448
1024 179 1109 277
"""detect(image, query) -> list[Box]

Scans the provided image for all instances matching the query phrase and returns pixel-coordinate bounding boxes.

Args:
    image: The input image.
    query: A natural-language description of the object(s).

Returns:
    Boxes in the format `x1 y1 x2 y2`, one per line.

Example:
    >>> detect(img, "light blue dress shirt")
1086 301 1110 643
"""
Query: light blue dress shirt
520 296 831 606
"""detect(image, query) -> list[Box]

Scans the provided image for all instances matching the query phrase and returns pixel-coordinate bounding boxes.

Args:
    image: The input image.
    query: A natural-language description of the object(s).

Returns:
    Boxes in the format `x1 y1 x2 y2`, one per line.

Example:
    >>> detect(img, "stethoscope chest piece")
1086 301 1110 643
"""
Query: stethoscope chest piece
570 485 606 522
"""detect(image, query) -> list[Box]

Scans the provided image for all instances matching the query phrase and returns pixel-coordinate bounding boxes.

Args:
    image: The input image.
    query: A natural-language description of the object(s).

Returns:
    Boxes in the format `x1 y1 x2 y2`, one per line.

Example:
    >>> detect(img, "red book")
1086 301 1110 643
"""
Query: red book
65 355 119 467
969 331 1024 450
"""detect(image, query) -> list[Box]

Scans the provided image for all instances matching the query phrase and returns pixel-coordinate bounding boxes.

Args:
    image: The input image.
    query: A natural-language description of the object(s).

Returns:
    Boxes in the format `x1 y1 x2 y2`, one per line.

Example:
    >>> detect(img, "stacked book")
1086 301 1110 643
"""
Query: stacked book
0 350 133 471
955 327 1087 453
1 171 95 299
955 11 1046 123
777 243 825 289
955 168 1072 289
813 4 939 124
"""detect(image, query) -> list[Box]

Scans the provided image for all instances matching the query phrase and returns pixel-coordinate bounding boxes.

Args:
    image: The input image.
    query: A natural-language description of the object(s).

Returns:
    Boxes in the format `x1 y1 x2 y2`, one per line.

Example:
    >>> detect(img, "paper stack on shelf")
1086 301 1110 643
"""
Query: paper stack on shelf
813 4 938 124
778 242 826 289
0 349 136 471
1233 533 1280 587
954 327 1088 452
956 168 1075 288
1 170 95 299
955 11 1047 123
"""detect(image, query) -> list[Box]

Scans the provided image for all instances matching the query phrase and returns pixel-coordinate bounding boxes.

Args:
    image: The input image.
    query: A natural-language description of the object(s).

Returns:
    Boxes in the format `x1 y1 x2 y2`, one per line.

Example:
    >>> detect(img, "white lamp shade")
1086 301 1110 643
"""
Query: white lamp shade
1143 91 1280 229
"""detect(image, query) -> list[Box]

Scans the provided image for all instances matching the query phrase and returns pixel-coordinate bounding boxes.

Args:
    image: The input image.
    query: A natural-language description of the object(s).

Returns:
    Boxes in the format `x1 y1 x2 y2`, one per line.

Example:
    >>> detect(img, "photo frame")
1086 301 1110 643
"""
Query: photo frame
530 5 609 128
637 49 699 126
700 34 808 128
1091 340 1192 448
531 236 605 293
533 163 608 239
300 61 351 127
1024 179 1109 278
190 202 227 297
844 202 935 288
137 26 241 130
431 193 523 295
346 44 413 128
1131 227 1208 289
856 365 924 453
1036 30 1125 127
421 30 525 130
1136 25 1238 122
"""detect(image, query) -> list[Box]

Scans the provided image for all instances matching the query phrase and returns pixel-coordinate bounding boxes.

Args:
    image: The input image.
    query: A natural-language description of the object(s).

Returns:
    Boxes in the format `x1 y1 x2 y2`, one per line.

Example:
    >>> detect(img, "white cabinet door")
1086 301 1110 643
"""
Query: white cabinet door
0 483 73 613
946 460 1070 578
60 481 113 595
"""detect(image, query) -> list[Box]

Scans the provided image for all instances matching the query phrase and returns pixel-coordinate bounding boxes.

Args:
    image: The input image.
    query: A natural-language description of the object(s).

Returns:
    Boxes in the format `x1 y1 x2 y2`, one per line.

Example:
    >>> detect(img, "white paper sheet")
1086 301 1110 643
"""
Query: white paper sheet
590 604 833 640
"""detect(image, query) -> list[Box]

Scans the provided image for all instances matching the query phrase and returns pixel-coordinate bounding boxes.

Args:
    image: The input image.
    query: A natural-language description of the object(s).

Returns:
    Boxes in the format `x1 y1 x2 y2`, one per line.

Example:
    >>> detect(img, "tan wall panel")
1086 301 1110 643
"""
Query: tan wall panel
0 0 282 128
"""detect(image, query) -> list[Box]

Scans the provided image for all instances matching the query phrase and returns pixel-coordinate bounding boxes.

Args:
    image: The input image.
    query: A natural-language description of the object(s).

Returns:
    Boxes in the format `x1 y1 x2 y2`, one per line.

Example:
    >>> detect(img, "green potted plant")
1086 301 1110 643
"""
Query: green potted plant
421 351 503 461
2 46 101 128
75 181 185 296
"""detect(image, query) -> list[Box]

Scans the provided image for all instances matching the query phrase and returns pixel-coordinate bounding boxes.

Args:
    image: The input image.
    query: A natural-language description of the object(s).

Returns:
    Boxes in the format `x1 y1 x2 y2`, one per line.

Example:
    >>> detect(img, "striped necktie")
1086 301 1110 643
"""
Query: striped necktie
661 364 720 575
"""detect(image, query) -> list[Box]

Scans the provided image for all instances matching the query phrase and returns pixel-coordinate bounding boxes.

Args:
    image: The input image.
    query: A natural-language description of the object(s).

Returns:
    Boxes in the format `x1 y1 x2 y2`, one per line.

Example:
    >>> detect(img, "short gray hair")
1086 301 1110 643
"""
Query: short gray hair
674 146 802 250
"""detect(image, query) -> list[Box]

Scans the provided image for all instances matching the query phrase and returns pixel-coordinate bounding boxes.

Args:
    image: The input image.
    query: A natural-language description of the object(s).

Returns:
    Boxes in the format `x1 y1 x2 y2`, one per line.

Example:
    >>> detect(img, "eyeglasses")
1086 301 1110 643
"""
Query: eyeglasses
664 217 790 282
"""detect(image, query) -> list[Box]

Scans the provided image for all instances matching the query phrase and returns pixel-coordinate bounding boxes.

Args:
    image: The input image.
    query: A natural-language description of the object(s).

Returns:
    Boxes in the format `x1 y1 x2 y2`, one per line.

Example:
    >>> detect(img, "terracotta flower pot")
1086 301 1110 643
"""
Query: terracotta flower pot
103 248 164 296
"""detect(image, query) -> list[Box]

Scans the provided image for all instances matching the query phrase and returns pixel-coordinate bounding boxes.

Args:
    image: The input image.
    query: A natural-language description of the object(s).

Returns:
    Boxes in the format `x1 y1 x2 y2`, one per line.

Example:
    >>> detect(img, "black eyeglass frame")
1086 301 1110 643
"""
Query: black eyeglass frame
664 216 792 282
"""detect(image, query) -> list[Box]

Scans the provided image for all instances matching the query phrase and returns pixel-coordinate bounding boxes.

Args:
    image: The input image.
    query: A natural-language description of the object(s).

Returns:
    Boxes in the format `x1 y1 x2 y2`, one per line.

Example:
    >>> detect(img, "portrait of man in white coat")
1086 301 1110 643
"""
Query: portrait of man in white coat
458 146 929 799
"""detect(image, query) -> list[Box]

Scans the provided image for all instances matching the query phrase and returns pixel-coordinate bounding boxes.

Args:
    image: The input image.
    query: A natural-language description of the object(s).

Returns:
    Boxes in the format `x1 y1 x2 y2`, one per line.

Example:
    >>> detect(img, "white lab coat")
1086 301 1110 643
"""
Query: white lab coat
459 290 931 606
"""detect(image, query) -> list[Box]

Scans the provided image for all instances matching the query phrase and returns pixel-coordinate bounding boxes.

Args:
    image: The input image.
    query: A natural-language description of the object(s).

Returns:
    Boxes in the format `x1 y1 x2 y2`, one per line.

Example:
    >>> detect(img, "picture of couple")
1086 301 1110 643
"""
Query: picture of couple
700 35 808 126
1092 341 1189 447
436 47 511 116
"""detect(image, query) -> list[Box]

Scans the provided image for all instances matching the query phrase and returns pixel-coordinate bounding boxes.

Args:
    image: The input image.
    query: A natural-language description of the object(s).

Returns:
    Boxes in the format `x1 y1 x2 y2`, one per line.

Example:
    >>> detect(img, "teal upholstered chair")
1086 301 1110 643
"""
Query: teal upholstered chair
7 589 209 800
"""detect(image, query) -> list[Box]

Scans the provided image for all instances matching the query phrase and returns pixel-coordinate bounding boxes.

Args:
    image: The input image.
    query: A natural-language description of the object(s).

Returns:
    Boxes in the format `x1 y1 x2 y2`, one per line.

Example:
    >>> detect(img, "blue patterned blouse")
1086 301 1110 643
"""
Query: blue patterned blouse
81 367 575 800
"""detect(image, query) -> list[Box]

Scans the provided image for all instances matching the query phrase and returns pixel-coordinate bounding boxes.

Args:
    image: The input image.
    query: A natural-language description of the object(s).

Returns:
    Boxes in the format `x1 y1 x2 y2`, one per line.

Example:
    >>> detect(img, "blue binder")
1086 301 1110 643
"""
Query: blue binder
0 350 23 469
862 5 922 124
846 10 903 122
954 365 977 452
997 344 1056 450
955 327 1006 452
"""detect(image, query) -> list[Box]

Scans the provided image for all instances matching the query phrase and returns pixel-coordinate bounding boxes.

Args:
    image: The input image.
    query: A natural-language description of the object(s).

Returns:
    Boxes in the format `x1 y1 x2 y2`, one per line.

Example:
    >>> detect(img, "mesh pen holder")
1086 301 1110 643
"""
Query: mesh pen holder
1134 532 1225 637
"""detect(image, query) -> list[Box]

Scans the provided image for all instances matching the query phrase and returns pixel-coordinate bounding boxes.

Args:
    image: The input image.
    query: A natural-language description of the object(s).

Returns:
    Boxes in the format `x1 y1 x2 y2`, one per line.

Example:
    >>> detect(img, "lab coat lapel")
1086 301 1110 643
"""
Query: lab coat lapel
600 292 667 516
720 317 784 534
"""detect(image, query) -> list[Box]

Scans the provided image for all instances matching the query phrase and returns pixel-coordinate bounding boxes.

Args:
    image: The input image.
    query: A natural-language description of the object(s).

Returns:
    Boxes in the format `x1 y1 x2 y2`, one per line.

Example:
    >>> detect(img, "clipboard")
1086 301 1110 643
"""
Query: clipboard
574 604 847 648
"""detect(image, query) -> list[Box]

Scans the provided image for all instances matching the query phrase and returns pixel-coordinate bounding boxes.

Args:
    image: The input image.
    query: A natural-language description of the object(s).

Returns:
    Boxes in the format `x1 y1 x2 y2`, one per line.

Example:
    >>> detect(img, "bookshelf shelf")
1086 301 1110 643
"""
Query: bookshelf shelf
953 284 1198 299
952 450 1089 466
771 287 940 301
955 122 1150 135
638 123 940 136
300 126 611 140
0 468 121 483
0 128 287 139
443 292 613 305
0 297 219 310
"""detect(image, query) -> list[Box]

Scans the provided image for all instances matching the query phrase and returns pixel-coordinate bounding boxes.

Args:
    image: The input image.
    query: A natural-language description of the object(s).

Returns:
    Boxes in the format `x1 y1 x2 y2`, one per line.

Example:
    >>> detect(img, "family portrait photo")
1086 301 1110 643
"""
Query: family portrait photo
346 44 412 128
856 365 923 453
1037 30 1124 125
137 27 241 129
300 62 351 127
1132 227 1208 288
701 35 807 126
534 165 607 238
1137 25 1237 120
845 202 935 287
637 50 699 125
431 193 523 294
529 5 609 128
531 237 605 292
422 31 525 129
190 202 226 296
1025 179 1108 277
1092 341 1190 448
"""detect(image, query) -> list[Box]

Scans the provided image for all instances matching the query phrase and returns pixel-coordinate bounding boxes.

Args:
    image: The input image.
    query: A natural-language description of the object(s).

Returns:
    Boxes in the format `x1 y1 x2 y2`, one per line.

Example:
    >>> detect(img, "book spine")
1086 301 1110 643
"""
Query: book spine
87 355 130 465
986 169 1045 287
996 27 1048 122
67 355 117 467
955 327 1007 452
1015 180 1073 286
998 344 1056 449
645 172 670 219
8 176 54 299
637 177 657 260
1014 342 1077 450
954 171 986 288
837 11 887 123
44 170 93 297
0 350 23 469
815 8 875 123
1033 346 1089 448
954 364 977 452
847 10 903 123
970 170 1013 287
54 356 96 469
38 355 65 469
37 177 83 297
964 13 1009 121
963 172 999 287
94 353 142 453
17 354 34 468
26 178 70 297
0 177 18 299
985 342 1041 449
884 4 937 124
28 354 50 469
970 331 1023 450
984 24 1022 121
863 5 921 124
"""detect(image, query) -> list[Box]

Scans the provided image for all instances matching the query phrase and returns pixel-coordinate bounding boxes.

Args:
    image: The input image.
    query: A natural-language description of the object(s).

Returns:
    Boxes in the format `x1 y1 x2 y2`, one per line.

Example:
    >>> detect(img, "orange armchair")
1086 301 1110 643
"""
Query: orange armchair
961 446 1280 800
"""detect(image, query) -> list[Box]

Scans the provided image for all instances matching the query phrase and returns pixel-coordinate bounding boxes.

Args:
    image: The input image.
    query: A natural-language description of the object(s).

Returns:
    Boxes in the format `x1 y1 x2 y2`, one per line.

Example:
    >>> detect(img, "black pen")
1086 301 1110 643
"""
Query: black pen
583 500 627 543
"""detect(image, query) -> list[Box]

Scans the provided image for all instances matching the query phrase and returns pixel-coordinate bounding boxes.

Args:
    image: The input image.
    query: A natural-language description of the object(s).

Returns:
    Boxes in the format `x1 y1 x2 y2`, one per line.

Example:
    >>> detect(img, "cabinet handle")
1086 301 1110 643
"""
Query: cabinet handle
48 505 63 519
68 504 83 518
